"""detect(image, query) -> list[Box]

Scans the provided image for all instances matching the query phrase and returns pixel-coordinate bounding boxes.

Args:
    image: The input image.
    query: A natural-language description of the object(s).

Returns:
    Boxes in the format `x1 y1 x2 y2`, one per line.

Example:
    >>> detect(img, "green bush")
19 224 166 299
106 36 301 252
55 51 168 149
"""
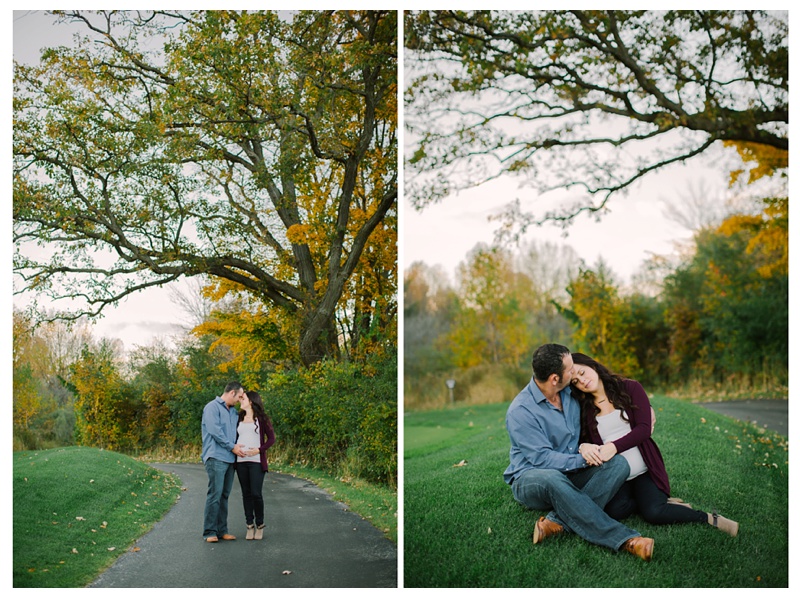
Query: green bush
165 340 236 448
265 352 397 486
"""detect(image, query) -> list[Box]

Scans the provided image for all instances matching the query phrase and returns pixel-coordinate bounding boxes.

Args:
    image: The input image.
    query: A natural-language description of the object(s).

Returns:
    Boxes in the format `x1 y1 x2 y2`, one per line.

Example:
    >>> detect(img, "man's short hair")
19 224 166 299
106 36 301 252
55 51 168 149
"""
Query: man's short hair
223 381 243 395
531 344 571 382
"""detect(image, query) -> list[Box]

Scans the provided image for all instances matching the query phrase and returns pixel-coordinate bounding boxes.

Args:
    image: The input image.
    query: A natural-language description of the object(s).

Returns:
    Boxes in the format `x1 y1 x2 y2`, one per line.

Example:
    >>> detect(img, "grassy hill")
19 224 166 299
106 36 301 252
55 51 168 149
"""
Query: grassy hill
13 447 182 587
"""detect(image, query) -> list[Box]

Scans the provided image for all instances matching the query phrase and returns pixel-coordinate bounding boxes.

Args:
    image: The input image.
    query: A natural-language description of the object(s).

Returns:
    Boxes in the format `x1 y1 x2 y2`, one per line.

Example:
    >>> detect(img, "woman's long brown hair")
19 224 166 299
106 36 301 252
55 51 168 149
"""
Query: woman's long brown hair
239 390 272 433
570 353 636 422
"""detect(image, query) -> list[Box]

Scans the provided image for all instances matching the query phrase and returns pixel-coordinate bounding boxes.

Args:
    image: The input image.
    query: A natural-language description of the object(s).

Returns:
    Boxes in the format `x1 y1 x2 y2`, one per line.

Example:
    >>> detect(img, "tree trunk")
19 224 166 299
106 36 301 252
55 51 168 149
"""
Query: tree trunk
298 303 340 366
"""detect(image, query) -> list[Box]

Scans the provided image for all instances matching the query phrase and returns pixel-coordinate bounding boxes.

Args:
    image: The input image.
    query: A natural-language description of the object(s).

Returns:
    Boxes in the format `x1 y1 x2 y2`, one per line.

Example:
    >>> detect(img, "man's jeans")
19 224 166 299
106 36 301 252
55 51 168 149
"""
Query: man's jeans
203 457 235 539
511 454 639 551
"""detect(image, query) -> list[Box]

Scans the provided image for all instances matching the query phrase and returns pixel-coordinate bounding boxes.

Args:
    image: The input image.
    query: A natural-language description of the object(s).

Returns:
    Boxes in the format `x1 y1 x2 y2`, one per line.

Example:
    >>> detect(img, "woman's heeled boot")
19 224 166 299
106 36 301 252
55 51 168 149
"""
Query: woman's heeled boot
708 511 739 537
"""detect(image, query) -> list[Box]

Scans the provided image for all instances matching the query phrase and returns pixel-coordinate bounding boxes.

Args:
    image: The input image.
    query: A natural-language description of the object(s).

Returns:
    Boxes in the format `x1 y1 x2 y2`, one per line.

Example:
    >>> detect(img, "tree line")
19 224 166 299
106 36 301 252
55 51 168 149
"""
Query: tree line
404 194 787 407
13 305 397 486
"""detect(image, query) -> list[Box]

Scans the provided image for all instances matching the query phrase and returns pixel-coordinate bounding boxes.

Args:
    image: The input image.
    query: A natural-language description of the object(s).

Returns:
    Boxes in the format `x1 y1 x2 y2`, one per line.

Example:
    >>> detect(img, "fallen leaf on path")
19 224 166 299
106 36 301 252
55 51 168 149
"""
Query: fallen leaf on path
282 570 292 575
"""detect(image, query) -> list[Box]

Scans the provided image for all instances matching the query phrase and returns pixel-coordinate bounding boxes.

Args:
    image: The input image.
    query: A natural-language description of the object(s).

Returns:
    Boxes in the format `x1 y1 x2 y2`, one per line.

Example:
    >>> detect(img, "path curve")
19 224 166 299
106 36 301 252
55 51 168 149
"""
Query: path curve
89 463 397 588
697 398 787 437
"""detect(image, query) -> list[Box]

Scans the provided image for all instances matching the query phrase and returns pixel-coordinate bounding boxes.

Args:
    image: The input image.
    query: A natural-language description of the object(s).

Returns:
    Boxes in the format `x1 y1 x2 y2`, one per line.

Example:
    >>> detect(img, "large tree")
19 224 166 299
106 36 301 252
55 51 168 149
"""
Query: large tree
405 10 787 233
14 10 397 366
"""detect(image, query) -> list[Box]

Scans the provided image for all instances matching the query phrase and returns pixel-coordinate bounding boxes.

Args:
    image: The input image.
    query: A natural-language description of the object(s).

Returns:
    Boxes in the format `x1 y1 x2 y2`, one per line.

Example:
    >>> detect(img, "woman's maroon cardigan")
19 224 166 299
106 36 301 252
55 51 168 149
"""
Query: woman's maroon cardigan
580 379 671 496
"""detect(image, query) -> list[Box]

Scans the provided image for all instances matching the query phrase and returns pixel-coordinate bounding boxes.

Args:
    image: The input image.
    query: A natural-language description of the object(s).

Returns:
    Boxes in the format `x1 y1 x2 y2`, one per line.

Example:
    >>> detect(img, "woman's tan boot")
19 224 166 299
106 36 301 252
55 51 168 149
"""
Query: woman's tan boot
246 524 255 540
708 511 739 537
255 524 265 540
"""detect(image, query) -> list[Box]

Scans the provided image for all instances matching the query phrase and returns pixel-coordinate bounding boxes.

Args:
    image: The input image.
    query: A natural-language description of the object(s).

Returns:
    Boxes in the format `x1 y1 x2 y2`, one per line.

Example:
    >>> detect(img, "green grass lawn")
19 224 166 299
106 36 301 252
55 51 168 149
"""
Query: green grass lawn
403 396 788 587
13 447 182 588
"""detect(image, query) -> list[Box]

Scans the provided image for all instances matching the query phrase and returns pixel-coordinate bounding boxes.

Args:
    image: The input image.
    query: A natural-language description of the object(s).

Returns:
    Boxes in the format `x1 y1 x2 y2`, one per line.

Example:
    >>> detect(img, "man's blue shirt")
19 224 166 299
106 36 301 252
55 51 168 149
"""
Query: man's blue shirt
201 397 239 463
503 378 587 484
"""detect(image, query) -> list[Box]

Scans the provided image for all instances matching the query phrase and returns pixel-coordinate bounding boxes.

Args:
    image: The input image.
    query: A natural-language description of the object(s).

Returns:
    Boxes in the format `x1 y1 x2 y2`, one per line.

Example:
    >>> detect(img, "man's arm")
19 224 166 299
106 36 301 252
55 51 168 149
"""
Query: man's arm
203 402 238 453
507 406 586 472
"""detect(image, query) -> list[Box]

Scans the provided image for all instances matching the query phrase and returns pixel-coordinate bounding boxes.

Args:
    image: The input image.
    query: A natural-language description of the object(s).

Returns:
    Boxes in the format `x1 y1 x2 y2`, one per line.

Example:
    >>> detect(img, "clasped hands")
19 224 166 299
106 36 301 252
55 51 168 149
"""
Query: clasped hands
579 442 617 466
579 406 657 466
232 444 259 458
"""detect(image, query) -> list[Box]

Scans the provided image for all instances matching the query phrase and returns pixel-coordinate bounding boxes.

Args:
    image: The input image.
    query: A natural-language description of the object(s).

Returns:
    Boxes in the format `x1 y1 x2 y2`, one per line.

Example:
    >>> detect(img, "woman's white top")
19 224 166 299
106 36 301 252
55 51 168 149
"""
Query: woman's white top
596 410 648 480
237 421 261 463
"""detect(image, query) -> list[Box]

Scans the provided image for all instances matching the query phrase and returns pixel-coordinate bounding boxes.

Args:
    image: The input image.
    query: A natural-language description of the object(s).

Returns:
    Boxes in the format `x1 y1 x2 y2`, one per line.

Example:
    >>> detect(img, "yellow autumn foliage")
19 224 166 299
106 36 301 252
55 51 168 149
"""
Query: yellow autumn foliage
725 141 788 186
717 198 787 279
286 223 311 245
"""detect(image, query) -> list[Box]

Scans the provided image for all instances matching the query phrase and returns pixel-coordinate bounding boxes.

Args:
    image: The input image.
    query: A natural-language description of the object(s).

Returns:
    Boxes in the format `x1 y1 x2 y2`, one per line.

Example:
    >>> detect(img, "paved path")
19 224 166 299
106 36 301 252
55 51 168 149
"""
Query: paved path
90 464 397 588
697 399 788 437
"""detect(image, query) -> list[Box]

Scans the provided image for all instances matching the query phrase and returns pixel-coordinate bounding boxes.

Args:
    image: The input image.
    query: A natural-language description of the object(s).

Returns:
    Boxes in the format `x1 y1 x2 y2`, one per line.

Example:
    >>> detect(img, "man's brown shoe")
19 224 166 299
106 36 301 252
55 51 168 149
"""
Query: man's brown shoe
532 516 564 545
622 536 654 561
220 534 236 541
205 536 218 543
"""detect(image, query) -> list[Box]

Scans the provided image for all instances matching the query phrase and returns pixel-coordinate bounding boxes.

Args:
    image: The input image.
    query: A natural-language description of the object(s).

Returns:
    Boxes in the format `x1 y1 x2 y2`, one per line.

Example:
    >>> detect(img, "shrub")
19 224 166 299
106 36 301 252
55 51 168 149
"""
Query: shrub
264 352 397 486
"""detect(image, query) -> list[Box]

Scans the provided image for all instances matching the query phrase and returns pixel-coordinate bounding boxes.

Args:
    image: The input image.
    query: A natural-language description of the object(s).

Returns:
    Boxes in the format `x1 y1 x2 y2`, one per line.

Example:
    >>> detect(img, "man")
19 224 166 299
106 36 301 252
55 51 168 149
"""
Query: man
504 343 654 561
202 381 247 543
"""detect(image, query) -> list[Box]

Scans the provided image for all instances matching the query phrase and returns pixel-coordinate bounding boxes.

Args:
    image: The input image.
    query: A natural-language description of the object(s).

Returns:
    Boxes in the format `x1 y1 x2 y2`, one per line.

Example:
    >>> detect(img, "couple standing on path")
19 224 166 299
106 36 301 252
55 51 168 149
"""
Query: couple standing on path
504 343 739 562
202 381 276 543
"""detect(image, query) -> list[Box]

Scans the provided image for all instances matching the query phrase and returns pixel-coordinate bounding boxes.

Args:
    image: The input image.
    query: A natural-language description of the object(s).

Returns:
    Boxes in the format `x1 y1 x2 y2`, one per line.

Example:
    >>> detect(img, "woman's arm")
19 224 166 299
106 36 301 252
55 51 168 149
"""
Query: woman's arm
609 380 653 454
259 416 276 452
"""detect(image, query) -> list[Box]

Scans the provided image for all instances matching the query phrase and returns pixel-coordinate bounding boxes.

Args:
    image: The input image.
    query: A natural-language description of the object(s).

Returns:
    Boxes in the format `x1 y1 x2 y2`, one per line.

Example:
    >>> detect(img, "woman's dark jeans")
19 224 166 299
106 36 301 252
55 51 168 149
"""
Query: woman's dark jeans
606 471 707 524
236 461 266 526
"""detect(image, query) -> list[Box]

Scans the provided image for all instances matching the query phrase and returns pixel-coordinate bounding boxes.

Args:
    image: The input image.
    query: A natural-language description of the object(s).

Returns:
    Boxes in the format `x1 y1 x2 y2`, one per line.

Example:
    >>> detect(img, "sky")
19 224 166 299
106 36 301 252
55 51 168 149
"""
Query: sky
402 158 726 287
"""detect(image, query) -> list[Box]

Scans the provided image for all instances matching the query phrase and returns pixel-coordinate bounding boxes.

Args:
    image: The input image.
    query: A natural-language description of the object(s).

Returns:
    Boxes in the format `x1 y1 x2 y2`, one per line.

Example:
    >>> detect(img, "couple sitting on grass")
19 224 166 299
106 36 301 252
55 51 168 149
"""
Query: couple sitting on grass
504 343 738 562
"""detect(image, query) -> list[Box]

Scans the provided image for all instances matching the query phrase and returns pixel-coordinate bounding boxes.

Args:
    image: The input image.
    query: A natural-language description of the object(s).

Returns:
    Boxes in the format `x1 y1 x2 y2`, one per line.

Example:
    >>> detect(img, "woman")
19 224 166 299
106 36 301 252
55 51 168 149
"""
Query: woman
235 390 276 540
570 353 738 536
